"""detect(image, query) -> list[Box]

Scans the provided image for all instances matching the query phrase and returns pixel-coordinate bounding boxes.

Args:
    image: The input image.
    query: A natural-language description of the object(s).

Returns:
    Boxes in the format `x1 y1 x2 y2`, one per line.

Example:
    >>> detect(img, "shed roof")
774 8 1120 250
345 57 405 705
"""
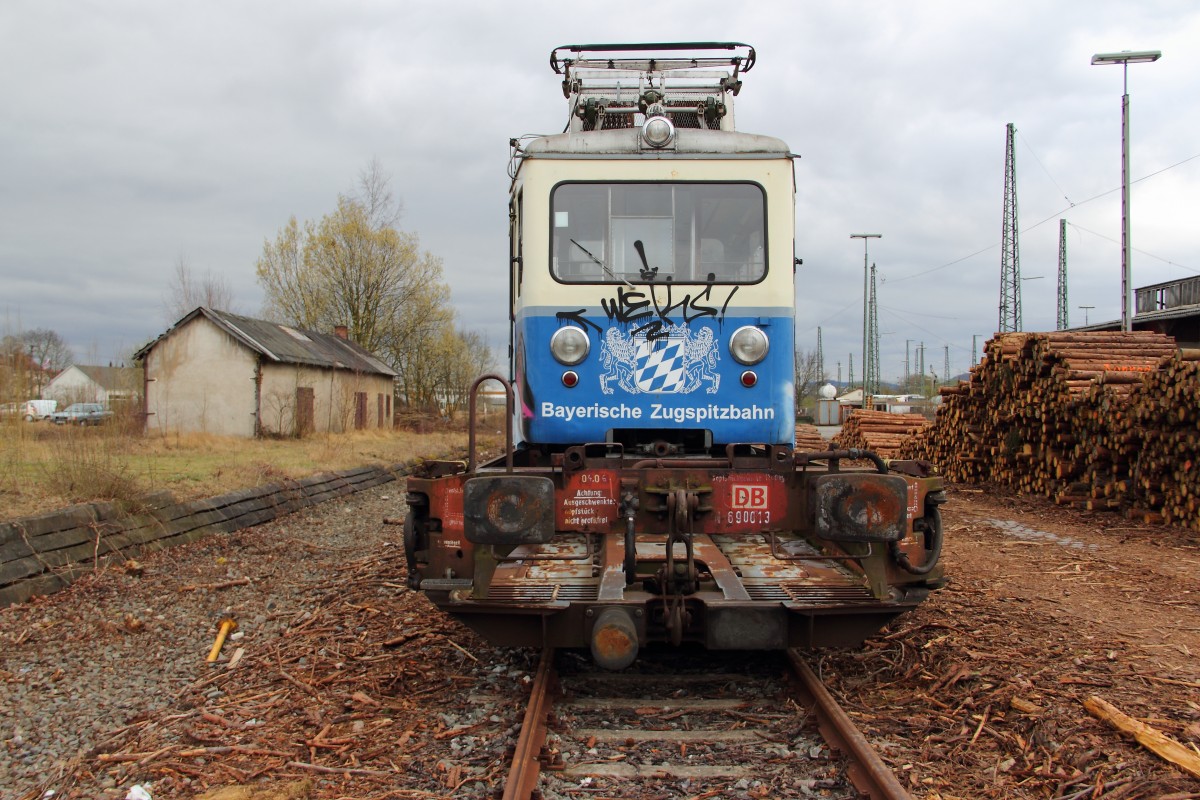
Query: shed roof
837 388 864 404
135 308 397 377
73 365 143 390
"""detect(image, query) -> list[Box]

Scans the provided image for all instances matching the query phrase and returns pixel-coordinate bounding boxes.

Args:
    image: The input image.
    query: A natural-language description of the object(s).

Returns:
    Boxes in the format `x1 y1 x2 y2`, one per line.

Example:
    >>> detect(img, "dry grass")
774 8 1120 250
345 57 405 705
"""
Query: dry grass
0 416 493 522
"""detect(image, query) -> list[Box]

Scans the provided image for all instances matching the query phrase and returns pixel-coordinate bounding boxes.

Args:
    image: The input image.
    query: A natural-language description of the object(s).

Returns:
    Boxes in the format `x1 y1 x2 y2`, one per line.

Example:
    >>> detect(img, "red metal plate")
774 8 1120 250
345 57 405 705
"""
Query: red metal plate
557 470 620 530
710 472 788 532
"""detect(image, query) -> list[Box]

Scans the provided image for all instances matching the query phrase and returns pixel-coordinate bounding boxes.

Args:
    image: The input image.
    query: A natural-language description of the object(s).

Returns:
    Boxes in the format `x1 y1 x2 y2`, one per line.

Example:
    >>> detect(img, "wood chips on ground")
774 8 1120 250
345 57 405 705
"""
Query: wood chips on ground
3 481 1200 799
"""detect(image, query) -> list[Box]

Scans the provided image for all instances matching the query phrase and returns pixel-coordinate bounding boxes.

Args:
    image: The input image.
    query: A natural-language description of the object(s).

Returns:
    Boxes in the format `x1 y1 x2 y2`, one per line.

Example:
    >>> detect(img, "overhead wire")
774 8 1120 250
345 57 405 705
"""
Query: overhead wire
874 305 975 384
890 151 1200 284
879 303 962 321
1064 221 1198 274
797 152 1200 348
1018 128 1074 207
1023 152 1200 233
806 294 864 328
879 305 968 352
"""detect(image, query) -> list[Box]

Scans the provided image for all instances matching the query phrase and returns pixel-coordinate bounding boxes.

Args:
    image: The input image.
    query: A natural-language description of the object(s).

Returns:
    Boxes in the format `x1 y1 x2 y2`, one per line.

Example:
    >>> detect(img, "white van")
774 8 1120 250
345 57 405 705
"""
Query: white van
23 399 57 421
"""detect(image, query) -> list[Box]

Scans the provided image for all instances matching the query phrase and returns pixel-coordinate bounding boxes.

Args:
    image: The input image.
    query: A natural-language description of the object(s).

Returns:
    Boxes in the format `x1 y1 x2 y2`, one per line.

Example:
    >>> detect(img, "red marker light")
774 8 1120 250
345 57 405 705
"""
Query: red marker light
562 371 579 387
740 371 757 387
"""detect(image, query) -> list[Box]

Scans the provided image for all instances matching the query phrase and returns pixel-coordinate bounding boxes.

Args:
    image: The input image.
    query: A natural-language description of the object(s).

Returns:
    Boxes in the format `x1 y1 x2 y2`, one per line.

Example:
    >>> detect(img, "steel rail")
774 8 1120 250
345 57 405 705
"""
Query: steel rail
787 650 914 800
502 648 556 800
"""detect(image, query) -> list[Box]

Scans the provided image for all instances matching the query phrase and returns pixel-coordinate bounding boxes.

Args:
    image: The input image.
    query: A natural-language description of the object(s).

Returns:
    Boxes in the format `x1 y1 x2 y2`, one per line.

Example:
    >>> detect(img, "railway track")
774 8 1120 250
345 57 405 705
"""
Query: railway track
502 647 912 800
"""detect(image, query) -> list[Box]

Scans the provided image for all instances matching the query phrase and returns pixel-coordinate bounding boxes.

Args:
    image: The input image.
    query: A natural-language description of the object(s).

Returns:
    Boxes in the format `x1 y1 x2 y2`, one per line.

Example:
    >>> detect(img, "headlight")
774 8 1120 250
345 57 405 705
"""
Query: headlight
642 116 675 148
729 326 769 365
550 326 590 365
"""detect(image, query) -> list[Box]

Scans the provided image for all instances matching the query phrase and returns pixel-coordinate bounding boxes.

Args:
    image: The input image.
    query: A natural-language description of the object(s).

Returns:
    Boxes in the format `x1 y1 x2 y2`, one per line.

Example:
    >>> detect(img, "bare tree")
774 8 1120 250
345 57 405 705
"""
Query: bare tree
392 314 454 411
0 329 72 400
794 348 823 418
23 328 72 371
164 256 236 322
256 162 455 359
22 328 73 393
0 335 26 403
436 329 496 418
353 157 404 230
256 217 319 328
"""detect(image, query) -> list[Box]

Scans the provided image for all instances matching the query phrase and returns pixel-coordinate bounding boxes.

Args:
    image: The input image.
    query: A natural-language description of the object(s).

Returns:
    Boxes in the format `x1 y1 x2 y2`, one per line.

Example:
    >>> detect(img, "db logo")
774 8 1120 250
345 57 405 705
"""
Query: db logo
731 484 768 509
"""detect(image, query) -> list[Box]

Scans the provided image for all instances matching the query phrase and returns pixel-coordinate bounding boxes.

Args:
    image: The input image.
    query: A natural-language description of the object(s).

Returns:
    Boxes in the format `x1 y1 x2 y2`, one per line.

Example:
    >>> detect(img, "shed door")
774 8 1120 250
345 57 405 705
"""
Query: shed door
296 387 314 437
355 392 367 430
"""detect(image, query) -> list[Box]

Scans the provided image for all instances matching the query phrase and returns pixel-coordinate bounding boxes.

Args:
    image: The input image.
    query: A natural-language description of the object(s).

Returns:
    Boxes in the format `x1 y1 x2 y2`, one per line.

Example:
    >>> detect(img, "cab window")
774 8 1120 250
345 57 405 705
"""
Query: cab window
551 183 765 283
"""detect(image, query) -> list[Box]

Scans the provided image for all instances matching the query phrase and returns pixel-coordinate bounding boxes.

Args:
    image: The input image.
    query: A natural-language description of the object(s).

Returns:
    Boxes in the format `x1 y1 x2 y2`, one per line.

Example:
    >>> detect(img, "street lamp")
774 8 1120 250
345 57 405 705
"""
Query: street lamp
1091 49 1161 332
850 233 881 392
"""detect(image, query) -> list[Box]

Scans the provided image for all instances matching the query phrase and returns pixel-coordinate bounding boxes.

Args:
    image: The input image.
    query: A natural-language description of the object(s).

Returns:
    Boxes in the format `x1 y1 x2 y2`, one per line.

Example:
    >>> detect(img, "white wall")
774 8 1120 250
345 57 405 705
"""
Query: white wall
144 316 395 437
259 365 393 435
143 316 258 436
44 366 101 404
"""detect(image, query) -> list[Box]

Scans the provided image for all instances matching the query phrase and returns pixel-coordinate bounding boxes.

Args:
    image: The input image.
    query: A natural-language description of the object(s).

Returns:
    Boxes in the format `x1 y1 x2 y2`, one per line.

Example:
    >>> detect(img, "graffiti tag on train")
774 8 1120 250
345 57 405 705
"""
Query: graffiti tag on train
600 283 739 340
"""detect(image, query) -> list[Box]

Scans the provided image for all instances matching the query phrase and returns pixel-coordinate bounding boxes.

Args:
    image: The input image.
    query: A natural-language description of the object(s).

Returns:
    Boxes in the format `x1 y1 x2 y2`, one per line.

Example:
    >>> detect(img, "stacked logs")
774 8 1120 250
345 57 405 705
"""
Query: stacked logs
896 333 1039 483
898 331 1200 529
794 423 829 452
831 409 930 458
1126 349 1200 527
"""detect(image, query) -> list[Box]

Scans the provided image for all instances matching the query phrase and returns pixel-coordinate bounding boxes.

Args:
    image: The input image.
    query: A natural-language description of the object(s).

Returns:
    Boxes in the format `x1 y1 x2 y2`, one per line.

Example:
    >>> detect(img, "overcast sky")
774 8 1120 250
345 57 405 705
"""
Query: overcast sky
2 1 1197 384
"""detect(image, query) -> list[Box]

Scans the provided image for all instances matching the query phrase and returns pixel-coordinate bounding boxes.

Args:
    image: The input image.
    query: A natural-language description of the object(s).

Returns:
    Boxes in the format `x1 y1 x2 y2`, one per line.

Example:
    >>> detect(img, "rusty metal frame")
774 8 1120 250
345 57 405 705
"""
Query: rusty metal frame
562 442 626 471
494 533 598 563
768 531 872 562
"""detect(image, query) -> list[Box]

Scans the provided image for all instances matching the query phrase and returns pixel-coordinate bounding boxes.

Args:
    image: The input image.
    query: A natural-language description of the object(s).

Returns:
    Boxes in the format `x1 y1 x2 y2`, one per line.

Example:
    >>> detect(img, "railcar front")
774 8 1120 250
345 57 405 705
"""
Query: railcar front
404 43 945 669
513 131 796 452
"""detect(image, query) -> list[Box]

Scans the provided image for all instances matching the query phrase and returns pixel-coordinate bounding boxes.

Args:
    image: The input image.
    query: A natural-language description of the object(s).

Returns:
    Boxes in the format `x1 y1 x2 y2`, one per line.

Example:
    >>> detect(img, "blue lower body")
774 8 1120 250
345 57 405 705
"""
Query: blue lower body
514 312 795 447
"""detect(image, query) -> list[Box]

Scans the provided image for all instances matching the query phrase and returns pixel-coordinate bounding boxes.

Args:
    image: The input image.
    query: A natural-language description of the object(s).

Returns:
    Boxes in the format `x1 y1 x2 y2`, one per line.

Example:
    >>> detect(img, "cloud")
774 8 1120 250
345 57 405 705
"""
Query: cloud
1 0 1196 380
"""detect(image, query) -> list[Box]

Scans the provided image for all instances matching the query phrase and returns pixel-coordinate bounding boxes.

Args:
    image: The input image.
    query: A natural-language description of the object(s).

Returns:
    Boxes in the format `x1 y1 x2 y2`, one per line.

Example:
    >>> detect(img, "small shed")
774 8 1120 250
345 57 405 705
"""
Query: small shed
815 383 840 426
836 388 865 422
43 365 143 410
135 308 397 437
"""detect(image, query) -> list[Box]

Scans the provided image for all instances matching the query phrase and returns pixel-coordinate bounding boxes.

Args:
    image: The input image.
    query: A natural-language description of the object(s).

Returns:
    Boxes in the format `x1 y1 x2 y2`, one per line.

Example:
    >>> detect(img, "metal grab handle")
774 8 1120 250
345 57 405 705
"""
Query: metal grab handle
795 448 888 475
467 374 514 473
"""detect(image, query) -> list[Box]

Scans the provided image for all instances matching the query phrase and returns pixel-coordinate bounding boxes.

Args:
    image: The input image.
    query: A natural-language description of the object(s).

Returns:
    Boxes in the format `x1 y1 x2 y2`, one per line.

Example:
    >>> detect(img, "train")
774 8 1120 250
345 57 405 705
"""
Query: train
404 43 945 669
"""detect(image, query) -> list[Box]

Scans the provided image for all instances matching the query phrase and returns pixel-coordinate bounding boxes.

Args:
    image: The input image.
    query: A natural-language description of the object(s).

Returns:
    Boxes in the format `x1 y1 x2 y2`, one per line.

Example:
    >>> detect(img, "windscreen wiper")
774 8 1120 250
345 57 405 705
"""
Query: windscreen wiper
570 239 635 288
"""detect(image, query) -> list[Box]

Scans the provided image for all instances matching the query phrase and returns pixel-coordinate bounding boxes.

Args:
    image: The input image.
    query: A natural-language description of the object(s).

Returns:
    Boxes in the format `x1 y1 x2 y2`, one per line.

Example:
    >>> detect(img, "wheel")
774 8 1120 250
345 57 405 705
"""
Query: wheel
24 414 33 422
79 419 87 427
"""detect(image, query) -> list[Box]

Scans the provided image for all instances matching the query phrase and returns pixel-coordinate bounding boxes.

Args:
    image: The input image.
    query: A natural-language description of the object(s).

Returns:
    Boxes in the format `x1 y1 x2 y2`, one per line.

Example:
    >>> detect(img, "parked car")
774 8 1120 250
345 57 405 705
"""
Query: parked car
51 403 113 426
22 399 57 421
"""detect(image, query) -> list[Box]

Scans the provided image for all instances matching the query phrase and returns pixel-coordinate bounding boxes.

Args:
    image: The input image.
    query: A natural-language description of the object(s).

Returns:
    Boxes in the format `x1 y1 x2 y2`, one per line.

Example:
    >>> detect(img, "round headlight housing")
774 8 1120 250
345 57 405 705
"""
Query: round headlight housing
642 115 675 148
729 326 769 366
550 326 590 366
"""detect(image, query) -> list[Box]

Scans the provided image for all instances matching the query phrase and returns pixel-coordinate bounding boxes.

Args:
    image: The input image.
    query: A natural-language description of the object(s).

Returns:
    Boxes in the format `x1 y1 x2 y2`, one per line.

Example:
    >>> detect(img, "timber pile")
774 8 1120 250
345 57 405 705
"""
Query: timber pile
794 423 828 451
897 331 1200 529
831 409 929 458
1127 349 1200 527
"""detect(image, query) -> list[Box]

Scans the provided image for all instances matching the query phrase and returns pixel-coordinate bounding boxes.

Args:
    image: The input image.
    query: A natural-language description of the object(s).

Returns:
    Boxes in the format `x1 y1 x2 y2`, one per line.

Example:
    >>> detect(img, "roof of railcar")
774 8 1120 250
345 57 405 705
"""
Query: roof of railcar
523 128 791 158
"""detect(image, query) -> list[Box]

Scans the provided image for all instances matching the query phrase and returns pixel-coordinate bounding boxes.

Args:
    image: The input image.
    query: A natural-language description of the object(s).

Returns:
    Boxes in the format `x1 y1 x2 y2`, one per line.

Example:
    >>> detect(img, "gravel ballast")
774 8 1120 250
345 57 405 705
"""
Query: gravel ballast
1 485 535 799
